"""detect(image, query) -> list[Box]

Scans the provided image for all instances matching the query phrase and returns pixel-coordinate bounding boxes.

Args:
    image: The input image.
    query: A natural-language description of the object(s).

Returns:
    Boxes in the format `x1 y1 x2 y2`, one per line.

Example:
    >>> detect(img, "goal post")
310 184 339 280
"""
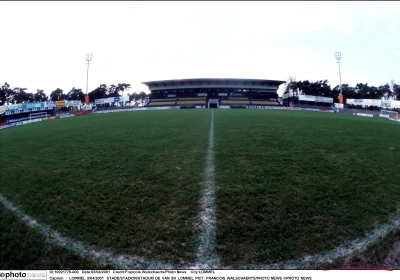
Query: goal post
379 110 399 120
29 112 48 120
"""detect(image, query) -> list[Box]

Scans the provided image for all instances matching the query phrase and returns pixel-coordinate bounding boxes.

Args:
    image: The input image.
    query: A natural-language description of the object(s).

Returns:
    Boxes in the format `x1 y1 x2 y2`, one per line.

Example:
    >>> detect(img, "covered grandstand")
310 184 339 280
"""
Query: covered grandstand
0 102 56 127
142 78 285 108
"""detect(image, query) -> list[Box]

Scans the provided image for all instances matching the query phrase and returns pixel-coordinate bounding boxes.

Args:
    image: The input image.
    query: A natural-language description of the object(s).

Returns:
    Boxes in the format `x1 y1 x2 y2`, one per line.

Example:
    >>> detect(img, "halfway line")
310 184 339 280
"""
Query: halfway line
192 109 220 269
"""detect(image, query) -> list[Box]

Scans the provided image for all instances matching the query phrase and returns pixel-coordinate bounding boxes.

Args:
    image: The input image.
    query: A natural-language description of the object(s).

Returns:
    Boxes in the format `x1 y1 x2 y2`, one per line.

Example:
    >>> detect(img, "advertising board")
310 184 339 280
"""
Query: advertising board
315 96 333 103
47 101 56 107
59 114 75 118
115 96 129 102
362 99 381 106
390 100 400 108
64 100 82 107
104 97 115 104
56 101 65 107
75 110 92 116
346 99 381 106
356 113 374 117
6 104 21 111
354 99 363 105
299 95 333 103
4 107 54 116
22 102 45 110
298 95 315 102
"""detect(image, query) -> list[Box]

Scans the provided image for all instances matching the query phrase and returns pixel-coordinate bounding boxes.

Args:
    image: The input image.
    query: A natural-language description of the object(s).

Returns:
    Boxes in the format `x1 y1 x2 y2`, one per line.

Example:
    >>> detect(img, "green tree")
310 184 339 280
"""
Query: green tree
0 82 12 105
33 89 48 102
297 80 312 95
128 92 139 105
138 91 147 105
312 80 332 97
88 84 108 102
354 83 372 99
11 87 28 104
107 84 120 97
26 92 34 103
66 88 85 102
378 83 392 100
393 83 400 100
282 77 299 106
117 83 131 97
332 84 355 101
50 88 65 101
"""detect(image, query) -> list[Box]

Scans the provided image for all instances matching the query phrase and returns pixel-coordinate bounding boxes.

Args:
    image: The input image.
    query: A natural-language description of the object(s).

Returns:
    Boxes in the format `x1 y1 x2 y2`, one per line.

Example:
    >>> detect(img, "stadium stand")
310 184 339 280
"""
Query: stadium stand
141 78 285 109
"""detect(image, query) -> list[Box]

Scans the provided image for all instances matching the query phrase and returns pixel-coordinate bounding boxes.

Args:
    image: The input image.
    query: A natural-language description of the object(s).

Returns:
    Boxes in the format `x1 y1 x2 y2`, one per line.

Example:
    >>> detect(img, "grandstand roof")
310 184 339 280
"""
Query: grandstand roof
142 78 285 91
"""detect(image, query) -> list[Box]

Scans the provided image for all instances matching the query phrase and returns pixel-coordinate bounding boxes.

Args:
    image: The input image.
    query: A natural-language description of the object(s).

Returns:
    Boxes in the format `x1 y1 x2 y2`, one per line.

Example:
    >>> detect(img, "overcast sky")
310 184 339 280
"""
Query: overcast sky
1 1 399 97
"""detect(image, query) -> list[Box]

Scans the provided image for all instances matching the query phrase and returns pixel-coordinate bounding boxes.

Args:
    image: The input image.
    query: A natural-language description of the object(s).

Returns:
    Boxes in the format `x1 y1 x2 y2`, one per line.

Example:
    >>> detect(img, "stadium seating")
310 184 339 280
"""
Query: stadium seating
147 97 207 107
177 101 206 105
147 101 176 107
176 97 206 101
146 96 280 107
221 100 250 105
250 101 280 106
149 98 177 102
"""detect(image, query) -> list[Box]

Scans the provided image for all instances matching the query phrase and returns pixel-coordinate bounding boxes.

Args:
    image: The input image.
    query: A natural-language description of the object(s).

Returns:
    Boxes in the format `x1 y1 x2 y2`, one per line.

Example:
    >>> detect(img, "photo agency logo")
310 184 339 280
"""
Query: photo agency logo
0 271 46 280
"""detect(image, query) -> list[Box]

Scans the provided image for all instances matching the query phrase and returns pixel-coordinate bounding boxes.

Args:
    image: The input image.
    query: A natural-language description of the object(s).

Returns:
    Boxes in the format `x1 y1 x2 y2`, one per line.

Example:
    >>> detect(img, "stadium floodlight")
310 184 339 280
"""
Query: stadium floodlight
334 52 342 97
85 53 93 96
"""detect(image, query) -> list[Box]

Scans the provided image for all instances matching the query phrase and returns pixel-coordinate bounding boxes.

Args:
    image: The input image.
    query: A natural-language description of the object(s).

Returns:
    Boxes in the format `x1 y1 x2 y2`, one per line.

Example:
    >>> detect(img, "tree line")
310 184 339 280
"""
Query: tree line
2 79 399 106
282 78 400 105
0 82 148 105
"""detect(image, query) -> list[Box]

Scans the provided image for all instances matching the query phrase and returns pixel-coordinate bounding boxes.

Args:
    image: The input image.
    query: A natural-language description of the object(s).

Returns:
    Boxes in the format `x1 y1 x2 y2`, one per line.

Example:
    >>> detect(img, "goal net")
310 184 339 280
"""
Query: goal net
379 110 399 120
29 112 48 120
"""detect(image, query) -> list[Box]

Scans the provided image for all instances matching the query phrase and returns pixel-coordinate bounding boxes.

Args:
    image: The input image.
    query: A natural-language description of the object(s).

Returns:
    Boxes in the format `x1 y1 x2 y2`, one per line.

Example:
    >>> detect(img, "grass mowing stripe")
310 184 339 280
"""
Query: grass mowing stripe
0 193 174 269
194 109 220 269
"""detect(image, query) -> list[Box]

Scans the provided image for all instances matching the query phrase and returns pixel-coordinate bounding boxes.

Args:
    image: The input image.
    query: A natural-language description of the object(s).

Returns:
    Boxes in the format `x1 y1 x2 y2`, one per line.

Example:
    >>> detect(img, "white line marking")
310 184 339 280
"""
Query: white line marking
0 193 174 269
227 214 400 269
5 190 400 269
192 109 220 269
